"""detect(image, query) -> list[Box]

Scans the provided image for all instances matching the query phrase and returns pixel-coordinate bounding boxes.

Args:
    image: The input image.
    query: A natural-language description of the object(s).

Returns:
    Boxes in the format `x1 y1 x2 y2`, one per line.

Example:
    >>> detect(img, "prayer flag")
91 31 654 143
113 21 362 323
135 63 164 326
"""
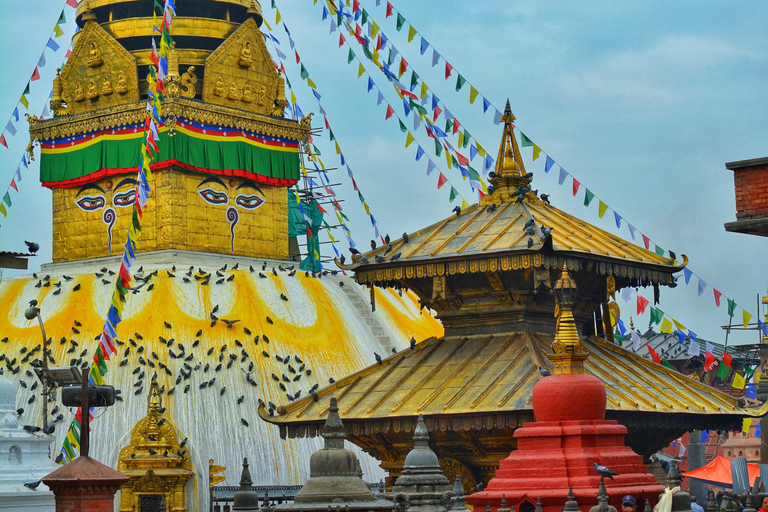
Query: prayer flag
688 339 700 357
646 343 661 364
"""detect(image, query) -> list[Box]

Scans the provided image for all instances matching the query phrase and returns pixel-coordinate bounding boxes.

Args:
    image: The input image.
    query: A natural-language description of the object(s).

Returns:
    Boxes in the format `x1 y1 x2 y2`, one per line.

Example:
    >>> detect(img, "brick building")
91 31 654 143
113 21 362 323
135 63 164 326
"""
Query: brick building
724 157 768 236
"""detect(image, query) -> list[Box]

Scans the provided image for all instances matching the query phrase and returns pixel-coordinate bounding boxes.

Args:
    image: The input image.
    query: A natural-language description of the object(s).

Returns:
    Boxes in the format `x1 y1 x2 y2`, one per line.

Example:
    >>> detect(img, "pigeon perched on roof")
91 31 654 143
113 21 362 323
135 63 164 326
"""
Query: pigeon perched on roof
593 462 619 482
538 367 552 377
25 241 39 253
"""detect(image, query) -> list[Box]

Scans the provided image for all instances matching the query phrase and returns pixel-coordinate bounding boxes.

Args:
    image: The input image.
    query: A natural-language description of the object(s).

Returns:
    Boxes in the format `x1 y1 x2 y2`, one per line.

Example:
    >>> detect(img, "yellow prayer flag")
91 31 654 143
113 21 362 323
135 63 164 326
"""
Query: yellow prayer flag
275 9 281 24
19 95 29 109
445 150 452 170
358 62 365 77
327 231 336 243
335 141 341 155
66 429 80 450
317 156 325 168
420 81 428 100
301 164 308 177
405 132 415 148
598 200 608 219
743 309 752 328
755 372 761 384
54 23 64 37
743 418 752 433
532 144 542 161
371 21 380 39
363 202 370 215
307 77 317 89
469 86 479 104
672 319 686 331
336 211 344 225
732 373 746 390
0 204 6 217
476 143 486 157
408 26 417 42
660 317 672 334
262 18 273 31
461 199 469 210
290 90 296 105
458 131 464 148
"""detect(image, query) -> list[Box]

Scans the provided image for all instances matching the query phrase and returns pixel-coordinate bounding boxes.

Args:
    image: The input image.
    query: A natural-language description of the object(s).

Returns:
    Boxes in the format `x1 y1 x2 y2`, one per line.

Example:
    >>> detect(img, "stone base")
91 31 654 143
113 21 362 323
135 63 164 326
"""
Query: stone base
466 418 664 512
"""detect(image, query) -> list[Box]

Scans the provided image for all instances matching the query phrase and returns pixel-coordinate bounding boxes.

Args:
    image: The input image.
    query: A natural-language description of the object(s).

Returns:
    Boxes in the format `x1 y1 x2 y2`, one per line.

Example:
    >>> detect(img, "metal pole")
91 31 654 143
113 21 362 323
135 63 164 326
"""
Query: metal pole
80 366 90 458
35 311 49 429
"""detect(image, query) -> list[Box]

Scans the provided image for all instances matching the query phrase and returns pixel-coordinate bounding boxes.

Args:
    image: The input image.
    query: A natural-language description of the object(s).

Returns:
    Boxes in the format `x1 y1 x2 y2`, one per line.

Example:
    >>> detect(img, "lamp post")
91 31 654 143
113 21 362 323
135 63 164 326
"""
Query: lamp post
25 302 50 429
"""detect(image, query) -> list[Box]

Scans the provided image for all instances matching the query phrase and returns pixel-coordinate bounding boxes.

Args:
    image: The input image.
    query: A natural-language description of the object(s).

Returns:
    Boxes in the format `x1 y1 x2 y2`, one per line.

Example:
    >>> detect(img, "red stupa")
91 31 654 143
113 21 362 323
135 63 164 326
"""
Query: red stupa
467 265 664 512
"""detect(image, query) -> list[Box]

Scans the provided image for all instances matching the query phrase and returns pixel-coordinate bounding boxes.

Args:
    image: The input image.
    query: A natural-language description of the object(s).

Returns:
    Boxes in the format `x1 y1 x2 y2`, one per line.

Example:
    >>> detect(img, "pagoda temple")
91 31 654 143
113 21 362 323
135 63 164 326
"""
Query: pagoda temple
261 103 768 490
0 0 442 509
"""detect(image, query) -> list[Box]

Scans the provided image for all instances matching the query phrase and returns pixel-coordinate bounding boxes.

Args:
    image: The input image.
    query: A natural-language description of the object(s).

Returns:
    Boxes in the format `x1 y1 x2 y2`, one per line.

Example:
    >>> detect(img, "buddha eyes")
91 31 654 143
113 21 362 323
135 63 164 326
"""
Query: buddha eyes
235 194 264 210
113 189 136 207
198 188 228 205
75 195 105 211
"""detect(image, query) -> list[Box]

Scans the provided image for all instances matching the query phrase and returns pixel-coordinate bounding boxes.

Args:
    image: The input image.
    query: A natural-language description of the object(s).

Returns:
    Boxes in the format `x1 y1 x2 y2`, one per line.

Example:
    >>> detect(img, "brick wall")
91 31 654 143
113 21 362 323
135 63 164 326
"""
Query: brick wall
729 159 768 219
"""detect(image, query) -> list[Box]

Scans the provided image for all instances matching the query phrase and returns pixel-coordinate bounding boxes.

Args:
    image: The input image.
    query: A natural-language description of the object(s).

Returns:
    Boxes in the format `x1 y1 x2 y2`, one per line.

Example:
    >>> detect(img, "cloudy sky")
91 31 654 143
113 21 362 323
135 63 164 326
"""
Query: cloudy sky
0 1 765 345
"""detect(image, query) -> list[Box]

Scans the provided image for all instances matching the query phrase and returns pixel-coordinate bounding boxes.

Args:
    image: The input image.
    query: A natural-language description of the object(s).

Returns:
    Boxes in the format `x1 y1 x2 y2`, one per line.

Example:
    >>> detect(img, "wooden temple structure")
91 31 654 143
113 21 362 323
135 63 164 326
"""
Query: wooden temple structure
260 102 768 490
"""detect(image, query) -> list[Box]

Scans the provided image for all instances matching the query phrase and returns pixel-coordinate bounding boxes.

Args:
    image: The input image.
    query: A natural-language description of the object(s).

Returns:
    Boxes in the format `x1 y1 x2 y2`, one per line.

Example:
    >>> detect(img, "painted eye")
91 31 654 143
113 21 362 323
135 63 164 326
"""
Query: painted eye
236 194 264 210
198 188 228 205
113 189 136 207
75 195 105 212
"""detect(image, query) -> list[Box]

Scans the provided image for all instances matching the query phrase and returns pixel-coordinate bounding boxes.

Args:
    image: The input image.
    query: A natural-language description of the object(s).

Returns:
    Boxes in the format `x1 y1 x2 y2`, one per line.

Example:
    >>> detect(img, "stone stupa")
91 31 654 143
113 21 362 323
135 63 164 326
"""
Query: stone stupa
389 414 453 512
0 374 57 512
274 397 395 512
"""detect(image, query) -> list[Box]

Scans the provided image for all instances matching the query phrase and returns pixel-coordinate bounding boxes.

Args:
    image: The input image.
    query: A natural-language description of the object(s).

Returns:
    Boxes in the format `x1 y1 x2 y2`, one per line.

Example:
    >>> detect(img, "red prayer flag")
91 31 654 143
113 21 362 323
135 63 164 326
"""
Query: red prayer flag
30 67 41 81
295 50 300 64
400 89 418 100
637 295 649 315
437 173 447 189
456 152 469 166
386 2 393 17
338 33 345 48
713 288 722 307
572 178 580 196
478 189 486 199
432 106 442 122
642 234 650 250
705 351 716 371
66 0 78 6
0 134 7 149
353 0 360 12
10 179 18 192
316 203 327 214
376 34 383 51
452 118 461 135
445 62 453 80
324 116 330 129
65 49 72 58
351 177 358 191
723 353 733 368
385 104 394 120
646 343 661 364
399 57 408 77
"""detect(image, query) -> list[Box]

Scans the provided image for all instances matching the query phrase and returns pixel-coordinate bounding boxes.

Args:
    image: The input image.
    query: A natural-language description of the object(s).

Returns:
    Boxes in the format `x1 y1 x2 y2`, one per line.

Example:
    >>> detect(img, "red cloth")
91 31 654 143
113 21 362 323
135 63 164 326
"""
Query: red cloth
683 456 759 488
646 343 661 364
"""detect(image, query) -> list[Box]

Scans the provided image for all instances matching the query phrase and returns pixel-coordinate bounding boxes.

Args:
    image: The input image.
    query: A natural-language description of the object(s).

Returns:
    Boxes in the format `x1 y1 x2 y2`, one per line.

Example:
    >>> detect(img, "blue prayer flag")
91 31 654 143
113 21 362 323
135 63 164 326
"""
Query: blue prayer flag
545 156 554 173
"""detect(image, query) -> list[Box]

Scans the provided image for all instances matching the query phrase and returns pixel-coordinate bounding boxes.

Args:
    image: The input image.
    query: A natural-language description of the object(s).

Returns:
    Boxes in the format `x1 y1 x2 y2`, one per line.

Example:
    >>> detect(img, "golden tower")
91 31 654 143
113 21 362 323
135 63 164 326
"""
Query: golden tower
29 0 307 263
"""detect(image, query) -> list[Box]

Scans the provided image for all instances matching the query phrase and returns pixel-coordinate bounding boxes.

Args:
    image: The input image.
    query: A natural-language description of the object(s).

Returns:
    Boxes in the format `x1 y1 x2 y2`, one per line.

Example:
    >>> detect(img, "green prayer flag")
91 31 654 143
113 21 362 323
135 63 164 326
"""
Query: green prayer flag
58 10 66 24
451 155 459 168
312 144 321 155
285 77 292 89
328 129 335 142
462 129 470 148
23 82 30 95
3 192 11 207
300 64 309 80
654 245 665 256
716 361 730 379
449 187 458 202
357 191 365 203
410 70 419 90
399 120 407 133
650 307 664 326
467 166 480 181
661 358 674 370
361 9 368 26
728 299 737 317
396 13 406 31
744 366 756 377
584 189 595 206
445 119 453 133
271 0 276 7
434 139 442 157
347 48 355 64
409 98 428 116
521 133 534 147
455 74 466 92
339 211 349 221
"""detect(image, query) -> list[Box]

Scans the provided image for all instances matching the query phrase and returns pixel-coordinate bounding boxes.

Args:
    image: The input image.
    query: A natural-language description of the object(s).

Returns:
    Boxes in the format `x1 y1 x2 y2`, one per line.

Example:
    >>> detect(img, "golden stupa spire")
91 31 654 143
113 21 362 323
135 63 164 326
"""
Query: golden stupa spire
547 264 589 374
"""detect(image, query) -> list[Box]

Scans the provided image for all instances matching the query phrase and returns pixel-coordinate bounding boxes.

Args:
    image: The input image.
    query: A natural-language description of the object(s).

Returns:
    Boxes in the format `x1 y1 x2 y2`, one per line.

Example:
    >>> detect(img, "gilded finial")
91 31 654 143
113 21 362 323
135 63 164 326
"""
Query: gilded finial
81 0 97 22
501 99 515 123
547 264 589 374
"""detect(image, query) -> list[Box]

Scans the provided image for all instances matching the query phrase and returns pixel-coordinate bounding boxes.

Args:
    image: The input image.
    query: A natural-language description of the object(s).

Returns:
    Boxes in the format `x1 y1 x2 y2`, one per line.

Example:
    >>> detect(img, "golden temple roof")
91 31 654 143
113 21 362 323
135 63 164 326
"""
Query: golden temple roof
260 332 767 435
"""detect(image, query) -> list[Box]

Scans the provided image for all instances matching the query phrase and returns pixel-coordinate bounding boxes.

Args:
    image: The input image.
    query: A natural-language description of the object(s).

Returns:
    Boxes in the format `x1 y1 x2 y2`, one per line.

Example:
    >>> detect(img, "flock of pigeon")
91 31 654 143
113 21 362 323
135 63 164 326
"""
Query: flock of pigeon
1 261 370 462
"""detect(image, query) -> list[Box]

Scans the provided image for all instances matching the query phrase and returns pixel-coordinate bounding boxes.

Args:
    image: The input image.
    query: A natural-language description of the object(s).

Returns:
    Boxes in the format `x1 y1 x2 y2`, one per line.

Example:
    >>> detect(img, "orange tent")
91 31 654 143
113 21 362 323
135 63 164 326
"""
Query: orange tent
682 456 760 488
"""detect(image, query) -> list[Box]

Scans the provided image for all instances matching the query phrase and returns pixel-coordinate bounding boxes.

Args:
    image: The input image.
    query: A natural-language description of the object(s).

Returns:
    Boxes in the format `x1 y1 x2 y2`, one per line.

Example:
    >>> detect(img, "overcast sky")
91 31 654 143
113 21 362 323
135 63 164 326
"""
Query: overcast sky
0 1 765 345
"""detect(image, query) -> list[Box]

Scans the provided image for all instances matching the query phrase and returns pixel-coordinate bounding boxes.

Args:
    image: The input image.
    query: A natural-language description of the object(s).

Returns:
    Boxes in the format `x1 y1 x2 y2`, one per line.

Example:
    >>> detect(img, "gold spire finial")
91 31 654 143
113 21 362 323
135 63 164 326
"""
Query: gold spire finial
481 98 529 208
547 264 589 374
148 374 163 413
81 0 97 22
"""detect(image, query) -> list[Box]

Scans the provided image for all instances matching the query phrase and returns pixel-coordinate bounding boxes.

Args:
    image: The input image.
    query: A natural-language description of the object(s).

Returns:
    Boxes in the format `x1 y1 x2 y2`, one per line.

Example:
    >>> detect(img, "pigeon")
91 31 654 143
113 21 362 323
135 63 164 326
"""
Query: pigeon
374 353 382 364
164 321 172 328
266 317 273 324
538 367 552 377
370 240 377 250
148 448 157 455
410 337 416 350
527 238 534 248
390 252 401 262
241 418 249 427
23 425 42 433
23 480 42 490
375 255 385 263
402 232 410 243
475 482 484 492
25 241 40 253
592 462 619 482
540 193 550 205
148 434 156 441
452 206 461 216
280 293 288 301
541 226 553 238
16 407 23 416
669 250 677 261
